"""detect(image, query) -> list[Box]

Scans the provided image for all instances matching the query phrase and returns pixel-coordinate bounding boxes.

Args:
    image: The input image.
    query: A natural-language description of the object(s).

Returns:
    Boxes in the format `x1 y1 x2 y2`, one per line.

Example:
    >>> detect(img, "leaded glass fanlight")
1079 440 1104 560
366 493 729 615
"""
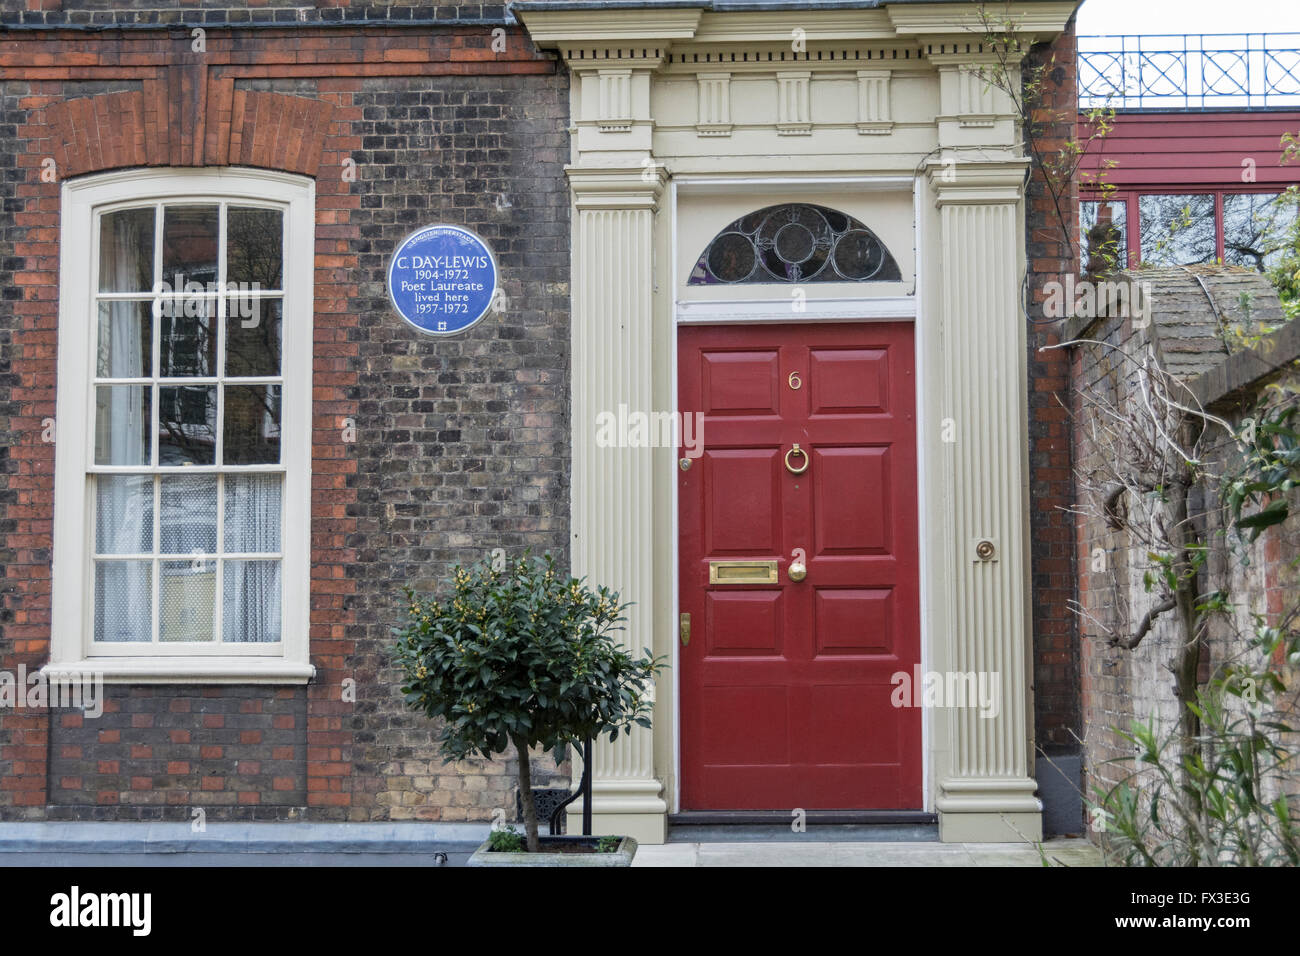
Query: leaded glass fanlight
688 203 902 285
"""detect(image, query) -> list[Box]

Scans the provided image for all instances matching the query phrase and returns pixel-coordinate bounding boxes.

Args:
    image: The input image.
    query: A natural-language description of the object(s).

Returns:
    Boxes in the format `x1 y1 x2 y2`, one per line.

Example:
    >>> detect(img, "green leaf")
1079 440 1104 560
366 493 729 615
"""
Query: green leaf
1237 500 1290 530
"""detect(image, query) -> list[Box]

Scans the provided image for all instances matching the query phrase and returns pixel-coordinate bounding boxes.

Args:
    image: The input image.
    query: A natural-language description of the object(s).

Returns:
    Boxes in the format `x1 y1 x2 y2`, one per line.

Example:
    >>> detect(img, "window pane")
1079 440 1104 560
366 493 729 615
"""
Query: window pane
157 385 217 466
225 298 282 378
227 207 283 290
223 385 281 464
688 203 901 284
1080 200 1127 273
94 385 151 466
160 475 217 554
162 205 219 288
223 560 281 643
1224 192 1297 272
95 475 153 554
98 207 155 293
225 475 282 553
96 300 152 379
1139 194 1216 265
94 560 152 643
159 559 215 642
158 299 217 377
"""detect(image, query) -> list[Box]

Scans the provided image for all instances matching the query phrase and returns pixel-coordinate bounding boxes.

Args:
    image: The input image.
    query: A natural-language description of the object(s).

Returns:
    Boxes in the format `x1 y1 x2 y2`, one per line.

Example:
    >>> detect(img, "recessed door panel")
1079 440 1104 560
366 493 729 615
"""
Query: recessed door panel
704 449 781 554
809 347 889 415
701 349 781 416
706 591 784 658
814 588 894 658
813 446 890 555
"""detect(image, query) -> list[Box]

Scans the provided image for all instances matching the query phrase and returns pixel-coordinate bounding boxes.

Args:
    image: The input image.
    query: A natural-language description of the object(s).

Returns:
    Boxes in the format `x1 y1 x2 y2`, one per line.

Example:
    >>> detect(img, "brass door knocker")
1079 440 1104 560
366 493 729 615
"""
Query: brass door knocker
784 444 809 475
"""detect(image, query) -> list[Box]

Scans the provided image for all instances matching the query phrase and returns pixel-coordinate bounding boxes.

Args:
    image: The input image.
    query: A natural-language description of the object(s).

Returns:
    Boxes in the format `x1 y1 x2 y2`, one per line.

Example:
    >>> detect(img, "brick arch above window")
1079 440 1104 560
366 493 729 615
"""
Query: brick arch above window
46 83 335 179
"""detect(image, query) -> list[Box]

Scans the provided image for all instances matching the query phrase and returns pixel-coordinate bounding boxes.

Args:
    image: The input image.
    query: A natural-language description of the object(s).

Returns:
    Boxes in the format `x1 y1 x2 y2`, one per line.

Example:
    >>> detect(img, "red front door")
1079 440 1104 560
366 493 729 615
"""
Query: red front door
678 322 921 810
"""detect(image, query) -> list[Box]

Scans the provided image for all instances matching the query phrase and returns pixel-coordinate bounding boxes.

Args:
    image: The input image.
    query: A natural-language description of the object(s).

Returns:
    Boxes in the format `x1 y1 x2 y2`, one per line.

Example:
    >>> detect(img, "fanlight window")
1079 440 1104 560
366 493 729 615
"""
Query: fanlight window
688 203 901 285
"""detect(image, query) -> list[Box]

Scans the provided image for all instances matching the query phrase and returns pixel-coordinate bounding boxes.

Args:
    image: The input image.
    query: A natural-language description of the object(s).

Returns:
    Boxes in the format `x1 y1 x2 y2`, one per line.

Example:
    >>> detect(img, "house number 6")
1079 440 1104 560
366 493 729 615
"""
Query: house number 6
788 372 802 390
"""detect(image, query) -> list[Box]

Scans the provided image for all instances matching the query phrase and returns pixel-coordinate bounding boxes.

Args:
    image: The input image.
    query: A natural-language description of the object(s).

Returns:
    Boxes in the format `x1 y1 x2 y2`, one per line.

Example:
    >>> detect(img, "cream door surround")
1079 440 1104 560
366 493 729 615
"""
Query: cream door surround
515 0 1080 844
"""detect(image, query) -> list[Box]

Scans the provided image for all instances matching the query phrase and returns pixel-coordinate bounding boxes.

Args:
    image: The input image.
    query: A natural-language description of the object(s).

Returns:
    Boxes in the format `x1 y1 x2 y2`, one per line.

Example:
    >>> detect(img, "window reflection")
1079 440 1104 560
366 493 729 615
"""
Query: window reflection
1224 192 1296 272
1139 194 1216 266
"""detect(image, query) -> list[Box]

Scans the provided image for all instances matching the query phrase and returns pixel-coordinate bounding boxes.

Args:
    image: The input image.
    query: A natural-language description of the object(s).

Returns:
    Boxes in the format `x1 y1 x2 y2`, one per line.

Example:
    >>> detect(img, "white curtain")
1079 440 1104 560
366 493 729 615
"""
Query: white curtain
223 475 282 643
96 211 153 642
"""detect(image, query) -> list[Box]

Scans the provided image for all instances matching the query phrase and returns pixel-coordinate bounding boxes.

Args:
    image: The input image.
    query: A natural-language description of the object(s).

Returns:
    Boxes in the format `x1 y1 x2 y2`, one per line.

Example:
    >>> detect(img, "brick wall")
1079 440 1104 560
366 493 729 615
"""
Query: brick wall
47 687 308 820
1023 21 1082 759
0 22 571 822
1073 288 1300 830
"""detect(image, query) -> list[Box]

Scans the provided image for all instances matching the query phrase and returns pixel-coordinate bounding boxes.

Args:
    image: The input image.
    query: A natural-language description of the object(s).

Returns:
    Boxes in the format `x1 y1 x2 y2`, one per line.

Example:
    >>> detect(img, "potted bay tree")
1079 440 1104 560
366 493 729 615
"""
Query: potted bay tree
394 552 664 865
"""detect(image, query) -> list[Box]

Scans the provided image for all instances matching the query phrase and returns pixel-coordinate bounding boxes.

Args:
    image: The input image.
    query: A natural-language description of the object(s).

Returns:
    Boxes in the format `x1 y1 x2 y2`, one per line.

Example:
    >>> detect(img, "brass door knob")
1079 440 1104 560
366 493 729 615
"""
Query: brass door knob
788 561 807 582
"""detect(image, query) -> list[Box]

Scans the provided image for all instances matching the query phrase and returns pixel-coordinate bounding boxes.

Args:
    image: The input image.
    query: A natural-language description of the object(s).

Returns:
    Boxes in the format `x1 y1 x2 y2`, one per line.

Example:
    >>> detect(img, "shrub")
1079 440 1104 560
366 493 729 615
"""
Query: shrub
394 552 665 851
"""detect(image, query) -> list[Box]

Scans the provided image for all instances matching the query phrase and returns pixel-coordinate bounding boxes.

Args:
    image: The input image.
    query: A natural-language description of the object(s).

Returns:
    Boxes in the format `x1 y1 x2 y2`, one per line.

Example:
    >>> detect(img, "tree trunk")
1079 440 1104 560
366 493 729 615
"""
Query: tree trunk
512 734 540 852
1168 465 1207 864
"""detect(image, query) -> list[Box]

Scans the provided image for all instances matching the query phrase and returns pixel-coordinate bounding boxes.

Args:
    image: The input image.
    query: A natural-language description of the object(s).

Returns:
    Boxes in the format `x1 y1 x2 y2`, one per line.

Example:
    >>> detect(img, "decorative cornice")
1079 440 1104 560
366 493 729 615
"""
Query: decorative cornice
559 48 669 69
887 1 1079 38
691 9 897 44
517 2 1077 72
663 45 921 70
566 164 668 209
514 7 703 46
926 158 1030 205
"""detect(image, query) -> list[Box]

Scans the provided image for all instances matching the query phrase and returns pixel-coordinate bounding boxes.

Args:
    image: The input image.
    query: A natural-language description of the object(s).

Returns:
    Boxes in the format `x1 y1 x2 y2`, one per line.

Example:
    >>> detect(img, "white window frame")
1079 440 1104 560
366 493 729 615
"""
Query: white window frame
46 168 315 684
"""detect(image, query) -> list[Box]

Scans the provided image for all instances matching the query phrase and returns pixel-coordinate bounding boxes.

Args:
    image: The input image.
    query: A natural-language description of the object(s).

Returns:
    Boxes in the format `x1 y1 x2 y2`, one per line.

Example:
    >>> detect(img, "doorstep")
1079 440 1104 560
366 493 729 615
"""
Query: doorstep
667 823 940 843
633 837 1102 867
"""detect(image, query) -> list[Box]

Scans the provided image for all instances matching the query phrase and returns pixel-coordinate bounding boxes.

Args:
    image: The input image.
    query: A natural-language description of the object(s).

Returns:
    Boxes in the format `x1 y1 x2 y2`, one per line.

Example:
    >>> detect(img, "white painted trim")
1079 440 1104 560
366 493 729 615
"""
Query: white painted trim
674 175 915 194
676 296 916 325
40 659 315 685
669 176 682 816
913 173 931 814
51 167 315 684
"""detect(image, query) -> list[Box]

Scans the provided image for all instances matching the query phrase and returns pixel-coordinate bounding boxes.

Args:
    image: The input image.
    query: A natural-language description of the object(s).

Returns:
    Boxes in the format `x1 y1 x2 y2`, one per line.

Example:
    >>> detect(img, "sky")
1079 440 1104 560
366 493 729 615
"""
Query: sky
1076 0 1300 35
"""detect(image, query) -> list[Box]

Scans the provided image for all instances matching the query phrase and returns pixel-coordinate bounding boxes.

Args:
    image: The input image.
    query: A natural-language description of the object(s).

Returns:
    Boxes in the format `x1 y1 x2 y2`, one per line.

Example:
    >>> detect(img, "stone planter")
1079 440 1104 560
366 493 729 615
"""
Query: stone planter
467 834 637 867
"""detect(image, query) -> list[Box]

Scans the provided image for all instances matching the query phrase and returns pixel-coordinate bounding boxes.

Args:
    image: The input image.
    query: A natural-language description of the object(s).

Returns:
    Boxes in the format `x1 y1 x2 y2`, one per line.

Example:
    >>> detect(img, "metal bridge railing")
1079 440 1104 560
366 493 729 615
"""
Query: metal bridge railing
1078 34 1300 110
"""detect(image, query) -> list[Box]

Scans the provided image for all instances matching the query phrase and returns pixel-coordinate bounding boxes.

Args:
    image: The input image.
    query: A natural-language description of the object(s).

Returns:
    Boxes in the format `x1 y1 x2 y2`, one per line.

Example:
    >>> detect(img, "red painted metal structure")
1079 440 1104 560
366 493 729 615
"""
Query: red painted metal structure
1077 110 1300 267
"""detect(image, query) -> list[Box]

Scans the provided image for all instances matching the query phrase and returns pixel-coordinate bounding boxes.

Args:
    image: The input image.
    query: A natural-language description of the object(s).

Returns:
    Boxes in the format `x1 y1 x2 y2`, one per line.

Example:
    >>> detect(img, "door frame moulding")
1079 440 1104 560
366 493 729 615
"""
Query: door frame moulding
524 0 1073 841
668 172 932 815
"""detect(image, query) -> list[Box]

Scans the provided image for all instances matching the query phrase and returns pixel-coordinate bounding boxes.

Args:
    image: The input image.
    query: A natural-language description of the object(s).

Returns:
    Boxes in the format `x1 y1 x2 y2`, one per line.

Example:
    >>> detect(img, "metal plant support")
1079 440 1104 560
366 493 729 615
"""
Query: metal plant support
547 737 593 836
1078 34 1300 110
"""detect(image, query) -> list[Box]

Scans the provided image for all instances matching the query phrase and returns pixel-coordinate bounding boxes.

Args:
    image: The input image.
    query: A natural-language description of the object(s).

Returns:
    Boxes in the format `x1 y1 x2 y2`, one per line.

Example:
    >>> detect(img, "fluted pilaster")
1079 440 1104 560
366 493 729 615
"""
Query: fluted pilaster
929 160 1042 842
566 165 668 842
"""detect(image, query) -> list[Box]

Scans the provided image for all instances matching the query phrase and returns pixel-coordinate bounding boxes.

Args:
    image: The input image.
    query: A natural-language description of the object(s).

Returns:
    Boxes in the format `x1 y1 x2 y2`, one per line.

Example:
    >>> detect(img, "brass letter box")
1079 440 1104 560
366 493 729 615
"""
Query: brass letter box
708 560 779 585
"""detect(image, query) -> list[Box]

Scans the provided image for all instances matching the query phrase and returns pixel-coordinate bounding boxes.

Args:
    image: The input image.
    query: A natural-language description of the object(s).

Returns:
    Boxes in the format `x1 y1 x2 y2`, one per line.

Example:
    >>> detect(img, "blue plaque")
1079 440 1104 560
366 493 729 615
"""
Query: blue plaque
387 224 498 335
